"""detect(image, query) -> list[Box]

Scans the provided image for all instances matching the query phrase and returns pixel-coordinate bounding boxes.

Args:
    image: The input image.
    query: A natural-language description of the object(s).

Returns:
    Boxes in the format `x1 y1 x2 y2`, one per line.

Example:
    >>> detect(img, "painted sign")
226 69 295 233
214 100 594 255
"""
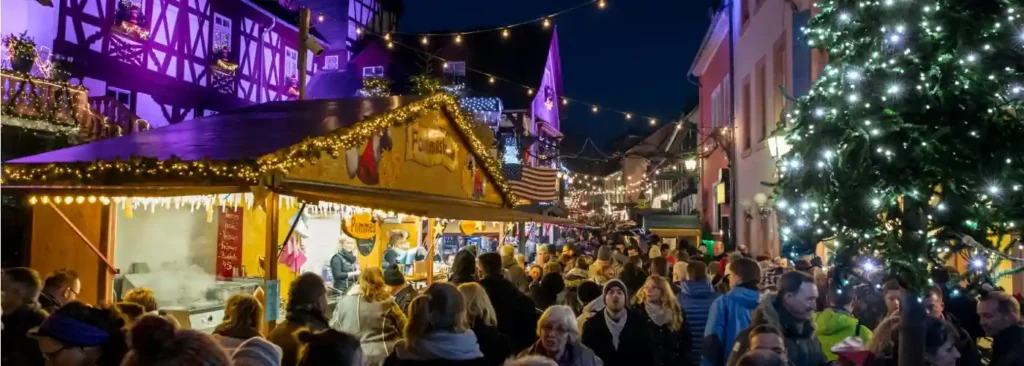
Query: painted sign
216 210 244 279
407 117 459 171
343 213 376 240
459 220 479 236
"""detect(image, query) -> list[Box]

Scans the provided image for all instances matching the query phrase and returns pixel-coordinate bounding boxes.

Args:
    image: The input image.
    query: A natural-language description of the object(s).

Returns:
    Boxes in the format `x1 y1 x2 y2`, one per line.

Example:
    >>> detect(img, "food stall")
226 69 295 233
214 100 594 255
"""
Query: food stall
2 94 572 331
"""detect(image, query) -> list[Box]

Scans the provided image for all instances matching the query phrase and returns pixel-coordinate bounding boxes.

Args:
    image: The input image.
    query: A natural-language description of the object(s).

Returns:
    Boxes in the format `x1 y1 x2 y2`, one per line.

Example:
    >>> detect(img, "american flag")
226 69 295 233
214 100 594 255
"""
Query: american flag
502 163 559 203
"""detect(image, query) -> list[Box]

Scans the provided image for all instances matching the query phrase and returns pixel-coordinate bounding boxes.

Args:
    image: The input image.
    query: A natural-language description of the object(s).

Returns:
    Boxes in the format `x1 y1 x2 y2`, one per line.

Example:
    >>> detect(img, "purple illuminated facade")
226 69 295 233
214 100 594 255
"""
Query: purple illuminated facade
1 0 400 128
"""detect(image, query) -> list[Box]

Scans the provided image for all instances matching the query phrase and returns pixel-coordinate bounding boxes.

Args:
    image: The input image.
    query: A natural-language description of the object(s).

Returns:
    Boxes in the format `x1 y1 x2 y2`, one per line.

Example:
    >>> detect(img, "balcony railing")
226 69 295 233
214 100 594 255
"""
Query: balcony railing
88 95 150 135
1 70 90 135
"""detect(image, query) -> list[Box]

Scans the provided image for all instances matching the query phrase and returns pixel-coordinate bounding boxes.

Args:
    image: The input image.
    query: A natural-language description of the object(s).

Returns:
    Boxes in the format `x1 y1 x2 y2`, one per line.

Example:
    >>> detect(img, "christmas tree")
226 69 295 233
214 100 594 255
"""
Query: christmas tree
775 0 1024 293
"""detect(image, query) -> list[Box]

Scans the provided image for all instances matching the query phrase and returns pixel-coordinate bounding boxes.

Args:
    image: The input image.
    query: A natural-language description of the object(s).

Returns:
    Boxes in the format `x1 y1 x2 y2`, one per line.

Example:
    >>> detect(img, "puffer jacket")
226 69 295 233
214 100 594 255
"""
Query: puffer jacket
813 308 873 361
725 294 828 366
331 295 408 366
502 255 532 293
701 285 760 366
679 280 719 366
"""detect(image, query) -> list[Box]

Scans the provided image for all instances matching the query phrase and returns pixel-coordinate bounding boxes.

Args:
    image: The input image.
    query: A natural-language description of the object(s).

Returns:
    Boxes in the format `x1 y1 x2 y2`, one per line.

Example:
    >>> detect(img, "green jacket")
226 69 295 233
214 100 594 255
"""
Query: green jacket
813 308 873 361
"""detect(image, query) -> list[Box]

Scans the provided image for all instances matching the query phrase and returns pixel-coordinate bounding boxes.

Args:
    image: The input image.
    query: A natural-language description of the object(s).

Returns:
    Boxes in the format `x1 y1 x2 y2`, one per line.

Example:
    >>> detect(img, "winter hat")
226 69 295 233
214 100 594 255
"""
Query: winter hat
500 244 516 258
383 265 406 286
602 279 627 300
597 245 612 262
123 315 231 366
612 252 629 265
540 273 566 295
577 281 602 305
231 337 282 366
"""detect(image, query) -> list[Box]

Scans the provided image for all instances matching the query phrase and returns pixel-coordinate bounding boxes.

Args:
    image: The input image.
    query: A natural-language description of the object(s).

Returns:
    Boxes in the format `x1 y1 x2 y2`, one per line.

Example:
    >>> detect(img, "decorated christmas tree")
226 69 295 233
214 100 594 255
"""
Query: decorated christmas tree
775 0 1023 295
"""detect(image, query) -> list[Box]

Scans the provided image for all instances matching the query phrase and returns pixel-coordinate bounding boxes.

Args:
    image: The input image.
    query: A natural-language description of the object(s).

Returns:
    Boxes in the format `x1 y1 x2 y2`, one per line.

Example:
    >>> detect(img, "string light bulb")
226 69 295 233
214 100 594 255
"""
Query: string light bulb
598 0 606 9
488 76 495 84
502 29 510 38
543 19 551 28
455 34 462 44
443 62 449 69
649 118 657 126
386 41 394 49
527 88 533 95
626 113 632 120
384 33 391 41
355 27 362 36
562 98 568 105
592 106 599 113
317 13 324 23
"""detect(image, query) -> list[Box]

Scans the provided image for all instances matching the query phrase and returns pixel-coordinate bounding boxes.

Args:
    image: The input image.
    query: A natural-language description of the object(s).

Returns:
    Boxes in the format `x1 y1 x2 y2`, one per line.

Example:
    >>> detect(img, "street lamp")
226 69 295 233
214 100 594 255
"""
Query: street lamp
765 127 792 161
684 158 698 171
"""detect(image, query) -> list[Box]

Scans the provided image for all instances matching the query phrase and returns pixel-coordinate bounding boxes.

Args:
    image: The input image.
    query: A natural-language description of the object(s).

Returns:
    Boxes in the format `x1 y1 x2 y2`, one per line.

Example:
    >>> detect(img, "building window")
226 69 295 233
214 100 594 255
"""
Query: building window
444 61 466 77
740 1 750 30
743 78 751 150
213 14 232 54
106 87 132 108
773 35 788 129
362 66 384 78
324 55 339 70
710 75 731 129
757 58 767 141
285 48 298 80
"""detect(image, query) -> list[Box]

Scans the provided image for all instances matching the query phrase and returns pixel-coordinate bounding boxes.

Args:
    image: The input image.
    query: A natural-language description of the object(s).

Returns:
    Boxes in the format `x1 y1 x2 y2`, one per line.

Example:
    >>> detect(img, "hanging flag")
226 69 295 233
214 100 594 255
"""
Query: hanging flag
531 27 563 133
503 163 559 203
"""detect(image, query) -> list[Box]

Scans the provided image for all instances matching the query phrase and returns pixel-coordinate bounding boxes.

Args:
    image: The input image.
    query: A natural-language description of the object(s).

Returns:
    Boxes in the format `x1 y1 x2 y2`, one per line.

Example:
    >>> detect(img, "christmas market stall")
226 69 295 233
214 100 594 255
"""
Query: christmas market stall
2 94 570 331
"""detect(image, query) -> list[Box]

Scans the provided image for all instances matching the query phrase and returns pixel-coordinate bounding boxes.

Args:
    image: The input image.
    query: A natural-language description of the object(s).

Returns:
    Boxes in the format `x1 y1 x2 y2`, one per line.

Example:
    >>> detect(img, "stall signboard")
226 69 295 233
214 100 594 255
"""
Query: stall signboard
407 116 460 171
459 220 479 236
216 210 244 279
344 213 377 256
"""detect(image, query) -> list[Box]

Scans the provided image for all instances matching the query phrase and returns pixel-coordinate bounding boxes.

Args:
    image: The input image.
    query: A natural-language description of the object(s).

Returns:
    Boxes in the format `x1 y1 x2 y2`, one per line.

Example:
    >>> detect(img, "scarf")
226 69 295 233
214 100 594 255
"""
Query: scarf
604 307 627 350
645 302 670 327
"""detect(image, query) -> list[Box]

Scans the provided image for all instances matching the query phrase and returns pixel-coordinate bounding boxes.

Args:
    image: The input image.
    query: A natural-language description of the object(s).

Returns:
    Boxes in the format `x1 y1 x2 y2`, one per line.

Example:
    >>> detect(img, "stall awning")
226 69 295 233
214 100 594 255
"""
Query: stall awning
643 214 701 237
2 94 541 221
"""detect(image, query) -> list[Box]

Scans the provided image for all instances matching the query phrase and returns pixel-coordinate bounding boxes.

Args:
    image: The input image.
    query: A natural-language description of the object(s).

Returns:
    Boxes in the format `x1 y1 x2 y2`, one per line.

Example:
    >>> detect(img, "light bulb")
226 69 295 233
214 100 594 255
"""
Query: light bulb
543 19 551 28
527 88 533 95
649 118 656 126
386 41 394 49
592 106 599 113
625 113 632 120
562 98 568 105
443 62 449 69
355 27 362 35
502 29 510 38
384 33 391 41
455 34 462 44
421 36 429 45
317 13 324 23
838 12 851 22
489 76 495 84
598 0 606 9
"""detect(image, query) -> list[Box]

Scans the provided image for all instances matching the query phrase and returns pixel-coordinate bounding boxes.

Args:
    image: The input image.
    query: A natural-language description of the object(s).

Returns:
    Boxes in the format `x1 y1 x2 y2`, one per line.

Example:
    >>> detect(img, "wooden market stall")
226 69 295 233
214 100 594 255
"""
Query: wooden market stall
2 94 571 330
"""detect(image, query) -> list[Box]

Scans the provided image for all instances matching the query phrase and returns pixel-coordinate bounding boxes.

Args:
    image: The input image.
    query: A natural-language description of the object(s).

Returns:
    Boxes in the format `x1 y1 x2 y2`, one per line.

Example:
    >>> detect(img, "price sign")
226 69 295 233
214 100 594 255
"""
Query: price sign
216 210 244 279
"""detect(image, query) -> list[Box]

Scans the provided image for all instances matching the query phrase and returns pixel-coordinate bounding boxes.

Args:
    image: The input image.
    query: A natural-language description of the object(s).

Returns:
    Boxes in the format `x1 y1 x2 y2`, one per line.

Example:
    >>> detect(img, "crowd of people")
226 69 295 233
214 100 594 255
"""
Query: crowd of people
3 236 1024 366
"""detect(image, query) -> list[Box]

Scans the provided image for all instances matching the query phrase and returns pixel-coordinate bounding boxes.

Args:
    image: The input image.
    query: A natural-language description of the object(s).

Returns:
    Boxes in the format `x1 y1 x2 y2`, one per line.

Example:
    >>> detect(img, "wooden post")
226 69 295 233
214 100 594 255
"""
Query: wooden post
296 8 310 100
425 218 436 285
264 193 280 331
98 204 114 303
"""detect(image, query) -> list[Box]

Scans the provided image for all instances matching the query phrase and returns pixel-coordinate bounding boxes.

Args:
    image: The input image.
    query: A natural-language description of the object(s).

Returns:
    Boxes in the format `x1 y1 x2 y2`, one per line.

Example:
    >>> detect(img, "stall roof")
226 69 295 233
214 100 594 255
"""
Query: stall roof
2 95 538 220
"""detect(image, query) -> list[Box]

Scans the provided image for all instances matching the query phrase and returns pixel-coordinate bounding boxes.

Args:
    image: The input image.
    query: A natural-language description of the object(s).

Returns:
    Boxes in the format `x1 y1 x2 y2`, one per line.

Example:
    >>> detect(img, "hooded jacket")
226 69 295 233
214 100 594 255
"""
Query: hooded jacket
449 250 478 286
679 280 720 366
701 285 760 366
383 331 487 366
331 295 407 365
502 254 532 293
725 294 828 366
813 308 873 361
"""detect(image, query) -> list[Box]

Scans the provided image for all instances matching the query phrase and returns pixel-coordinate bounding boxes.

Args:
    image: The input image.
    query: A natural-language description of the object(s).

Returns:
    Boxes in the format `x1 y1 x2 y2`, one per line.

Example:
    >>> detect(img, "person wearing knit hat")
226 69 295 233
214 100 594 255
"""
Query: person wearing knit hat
596 245 612 262
580 279 654 365
232 337 283 366
384 265 418 316
122 315 231 366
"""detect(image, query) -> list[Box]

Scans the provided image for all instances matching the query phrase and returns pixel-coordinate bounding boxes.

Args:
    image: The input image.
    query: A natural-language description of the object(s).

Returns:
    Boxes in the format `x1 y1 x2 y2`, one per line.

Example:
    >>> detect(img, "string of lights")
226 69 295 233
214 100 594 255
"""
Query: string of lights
382 0 605 36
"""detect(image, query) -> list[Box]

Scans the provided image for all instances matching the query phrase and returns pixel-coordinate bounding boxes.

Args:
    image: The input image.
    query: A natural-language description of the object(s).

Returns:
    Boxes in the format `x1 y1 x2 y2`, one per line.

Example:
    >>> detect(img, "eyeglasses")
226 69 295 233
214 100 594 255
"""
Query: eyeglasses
541 325 570 336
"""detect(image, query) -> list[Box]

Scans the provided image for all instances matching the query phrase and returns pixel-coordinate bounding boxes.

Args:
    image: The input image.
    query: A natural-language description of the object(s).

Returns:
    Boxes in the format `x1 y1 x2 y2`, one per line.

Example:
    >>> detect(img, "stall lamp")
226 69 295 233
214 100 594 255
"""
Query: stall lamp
684 159 698 171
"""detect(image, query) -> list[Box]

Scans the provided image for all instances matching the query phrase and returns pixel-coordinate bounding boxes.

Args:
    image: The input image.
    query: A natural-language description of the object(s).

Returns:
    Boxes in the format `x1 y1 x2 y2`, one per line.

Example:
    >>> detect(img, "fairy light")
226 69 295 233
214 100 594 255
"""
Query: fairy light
598 0 606 9
317 13 324 23
489 76 495 84
649 118 656 126
384 33 391 41
543 18 551 28
502 29 510 38
625 113 632 120
355 27 362 35
421 36 429 45
455 34 462 44
592 106 599 113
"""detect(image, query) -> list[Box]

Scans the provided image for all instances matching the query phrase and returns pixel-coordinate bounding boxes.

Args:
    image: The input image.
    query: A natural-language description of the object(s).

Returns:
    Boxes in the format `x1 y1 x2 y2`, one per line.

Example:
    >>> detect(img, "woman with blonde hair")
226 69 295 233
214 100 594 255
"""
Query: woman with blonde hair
631 275 687 366
459 283 513 366
384 283 485 365
212 294 264 353
333 267 407 366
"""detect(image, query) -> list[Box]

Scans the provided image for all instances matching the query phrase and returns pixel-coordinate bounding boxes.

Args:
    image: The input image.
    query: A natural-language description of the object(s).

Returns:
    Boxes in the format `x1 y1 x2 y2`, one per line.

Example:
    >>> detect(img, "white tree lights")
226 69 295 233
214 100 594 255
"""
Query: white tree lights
774 0 1024 292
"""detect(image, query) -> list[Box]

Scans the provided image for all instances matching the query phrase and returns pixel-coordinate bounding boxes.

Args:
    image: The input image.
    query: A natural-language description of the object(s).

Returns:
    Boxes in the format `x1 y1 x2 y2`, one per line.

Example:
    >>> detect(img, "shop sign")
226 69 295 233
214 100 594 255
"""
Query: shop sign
216 210 244 279
407 118 459 171
459 220 479 235
344 213 376 240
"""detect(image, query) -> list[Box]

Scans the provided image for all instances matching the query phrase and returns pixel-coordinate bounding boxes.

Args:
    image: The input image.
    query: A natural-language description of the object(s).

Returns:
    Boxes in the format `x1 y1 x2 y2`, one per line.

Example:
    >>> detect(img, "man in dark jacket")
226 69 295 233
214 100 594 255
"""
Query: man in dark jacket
501 244 532 293
727 271 828 366
38 268 80 314
923 285 982 366
978 291 1024 366
1 267 47 366
385 266 418 315
477 252 540 352
680 261 719 366
330 238 359 294
581 279 654 366
268 273 331 366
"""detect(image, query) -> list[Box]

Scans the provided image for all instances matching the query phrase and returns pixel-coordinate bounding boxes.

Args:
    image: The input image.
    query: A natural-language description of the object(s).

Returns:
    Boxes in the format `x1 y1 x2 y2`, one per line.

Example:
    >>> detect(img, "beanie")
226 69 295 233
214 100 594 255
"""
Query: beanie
383 265 406 286
577 280 602 305
231 337 282 366
597 245 612 262
602 279 627 300
540 272 566 295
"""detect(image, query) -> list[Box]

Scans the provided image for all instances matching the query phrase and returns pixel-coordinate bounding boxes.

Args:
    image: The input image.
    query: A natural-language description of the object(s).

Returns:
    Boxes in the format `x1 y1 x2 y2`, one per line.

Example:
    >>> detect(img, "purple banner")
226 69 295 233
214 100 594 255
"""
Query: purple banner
531 27 563 133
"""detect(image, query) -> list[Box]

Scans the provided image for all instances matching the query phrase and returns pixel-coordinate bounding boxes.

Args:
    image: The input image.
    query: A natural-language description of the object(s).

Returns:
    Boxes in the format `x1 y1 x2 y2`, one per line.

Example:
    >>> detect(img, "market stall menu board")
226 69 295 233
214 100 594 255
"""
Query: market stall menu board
216 210 244 279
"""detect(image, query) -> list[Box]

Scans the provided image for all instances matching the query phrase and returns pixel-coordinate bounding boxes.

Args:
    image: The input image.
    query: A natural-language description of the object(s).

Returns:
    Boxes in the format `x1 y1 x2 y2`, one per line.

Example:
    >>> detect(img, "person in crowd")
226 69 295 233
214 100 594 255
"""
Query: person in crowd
115 302 146 327
123 287 159 313
931 267 983 340
543 262 563 278
574 281 603 329
853 276 889 331
212 294 264 354
813 288 873 361
580 279 654 365
231 337 284 366
792 259 813 276
385 266 419 315
39 268 80 314
813 271 829 312
478 252 541 352
977 291 1023 366
29 302 128 366
922 285 981 366
881 279 905 318
745 324 787 359
558 254 574 273
618 262 647 299
504 355 559 366
632 275 688 366
519 305 602 366
516 254 528 270
736 349 788 366
459 283 513 366
649 245 663 259
451 249 480 286
2 267 47 365
702 257 761 366
868 316 962 366
562 258 590 315
589 246 613 280
331 236 361 294
650 256 670 279
759 258 786 292
679 261 719 366
332 267 407 365
269 272 331 366
727 271 828 366
531 272 567 311
296 329 364 366
385 283 486 365
672 261 689 284
502 245 533 293
538 245 554 266
529 265 544 283
122 314 231 366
